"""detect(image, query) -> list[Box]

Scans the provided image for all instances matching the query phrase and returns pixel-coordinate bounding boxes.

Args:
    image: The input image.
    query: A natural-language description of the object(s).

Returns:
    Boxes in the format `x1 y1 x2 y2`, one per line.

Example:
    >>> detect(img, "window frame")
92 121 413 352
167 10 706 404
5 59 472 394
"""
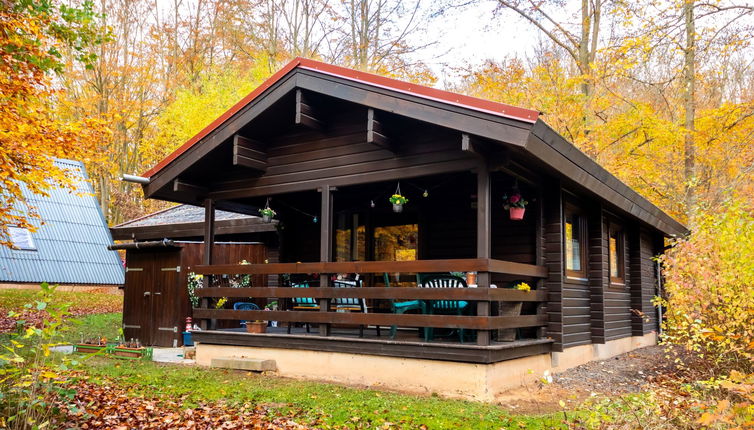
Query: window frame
563 202 588 280
608 221 626 286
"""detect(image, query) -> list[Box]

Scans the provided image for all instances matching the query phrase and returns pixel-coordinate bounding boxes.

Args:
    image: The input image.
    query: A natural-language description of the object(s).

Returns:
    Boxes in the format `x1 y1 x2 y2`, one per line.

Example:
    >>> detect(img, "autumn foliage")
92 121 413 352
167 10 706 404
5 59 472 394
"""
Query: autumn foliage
0 1 108 244
661 201 754 374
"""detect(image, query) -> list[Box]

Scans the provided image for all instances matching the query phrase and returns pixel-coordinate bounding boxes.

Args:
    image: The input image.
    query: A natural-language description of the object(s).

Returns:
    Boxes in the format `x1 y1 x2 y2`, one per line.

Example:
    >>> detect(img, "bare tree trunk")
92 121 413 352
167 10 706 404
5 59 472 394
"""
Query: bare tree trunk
683 0 696 216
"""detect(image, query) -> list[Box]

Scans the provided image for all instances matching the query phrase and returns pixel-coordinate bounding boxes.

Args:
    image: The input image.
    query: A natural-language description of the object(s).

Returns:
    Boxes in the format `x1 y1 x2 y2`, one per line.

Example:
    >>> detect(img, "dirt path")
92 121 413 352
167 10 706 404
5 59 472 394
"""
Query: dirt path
496 345 678 414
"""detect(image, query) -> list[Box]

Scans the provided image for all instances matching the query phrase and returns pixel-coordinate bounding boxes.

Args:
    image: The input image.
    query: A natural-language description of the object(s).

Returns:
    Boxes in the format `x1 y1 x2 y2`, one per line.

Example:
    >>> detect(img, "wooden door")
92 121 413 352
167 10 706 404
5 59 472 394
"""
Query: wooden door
123 249 182 347
122 251 153 345
151 252 182 347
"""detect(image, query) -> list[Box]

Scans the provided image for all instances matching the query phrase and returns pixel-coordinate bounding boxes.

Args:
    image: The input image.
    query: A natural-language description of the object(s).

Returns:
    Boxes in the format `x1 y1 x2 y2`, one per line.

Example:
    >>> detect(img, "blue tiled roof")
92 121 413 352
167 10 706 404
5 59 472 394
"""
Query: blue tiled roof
0 159 125 285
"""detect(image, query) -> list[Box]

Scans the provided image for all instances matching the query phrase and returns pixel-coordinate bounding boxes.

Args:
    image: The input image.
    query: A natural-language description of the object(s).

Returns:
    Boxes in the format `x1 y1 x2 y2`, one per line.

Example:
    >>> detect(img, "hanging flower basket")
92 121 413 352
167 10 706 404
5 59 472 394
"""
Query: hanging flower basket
502 192 528 221
259 207 276 223
389 192 408 213
509 207 526 220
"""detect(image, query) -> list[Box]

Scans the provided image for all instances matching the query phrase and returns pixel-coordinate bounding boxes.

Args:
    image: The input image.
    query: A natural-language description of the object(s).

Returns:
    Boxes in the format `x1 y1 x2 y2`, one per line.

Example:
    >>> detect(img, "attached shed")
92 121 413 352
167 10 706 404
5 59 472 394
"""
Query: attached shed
110 205 277 346
0 159 124 289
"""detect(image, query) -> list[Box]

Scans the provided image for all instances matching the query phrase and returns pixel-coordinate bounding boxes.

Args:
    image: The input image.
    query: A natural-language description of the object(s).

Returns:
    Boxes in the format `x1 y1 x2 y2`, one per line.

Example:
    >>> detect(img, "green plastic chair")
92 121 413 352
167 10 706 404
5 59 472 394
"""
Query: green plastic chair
288 281 318 333
383 273 425 339
332 279 368 337
420 274 469 343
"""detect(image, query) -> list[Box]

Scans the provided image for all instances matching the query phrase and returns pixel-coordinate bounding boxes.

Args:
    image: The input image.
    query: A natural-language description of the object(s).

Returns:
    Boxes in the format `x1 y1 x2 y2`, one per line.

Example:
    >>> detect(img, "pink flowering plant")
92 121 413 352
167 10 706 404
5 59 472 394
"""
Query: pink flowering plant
502 193 528 209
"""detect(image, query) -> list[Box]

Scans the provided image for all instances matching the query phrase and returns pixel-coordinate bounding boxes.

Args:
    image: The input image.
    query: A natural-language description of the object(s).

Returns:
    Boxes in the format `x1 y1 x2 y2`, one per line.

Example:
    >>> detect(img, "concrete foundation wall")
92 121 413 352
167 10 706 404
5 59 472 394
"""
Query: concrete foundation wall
195 332 657 402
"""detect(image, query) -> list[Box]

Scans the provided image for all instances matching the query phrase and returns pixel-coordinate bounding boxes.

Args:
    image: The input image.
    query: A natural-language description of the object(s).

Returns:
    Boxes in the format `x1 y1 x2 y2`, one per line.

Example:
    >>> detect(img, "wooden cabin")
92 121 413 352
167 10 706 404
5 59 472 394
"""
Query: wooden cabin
135 58 686 401
110 205 277 346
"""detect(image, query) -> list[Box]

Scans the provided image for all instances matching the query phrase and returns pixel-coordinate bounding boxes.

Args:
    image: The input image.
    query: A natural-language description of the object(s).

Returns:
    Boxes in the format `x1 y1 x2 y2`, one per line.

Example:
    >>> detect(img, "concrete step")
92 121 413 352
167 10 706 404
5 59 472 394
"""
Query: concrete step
210 356 277 372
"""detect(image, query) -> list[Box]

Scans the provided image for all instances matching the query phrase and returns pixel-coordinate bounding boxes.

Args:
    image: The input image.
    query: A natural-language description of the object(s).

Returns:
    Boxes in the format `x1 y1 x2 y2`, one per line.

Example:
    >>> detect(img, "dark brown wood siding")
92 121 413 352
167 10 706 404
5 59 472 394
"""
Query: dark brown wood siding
602 216 632 341
630 228 659 335
543 183 564 351
210 108 479 200
589 205 606 344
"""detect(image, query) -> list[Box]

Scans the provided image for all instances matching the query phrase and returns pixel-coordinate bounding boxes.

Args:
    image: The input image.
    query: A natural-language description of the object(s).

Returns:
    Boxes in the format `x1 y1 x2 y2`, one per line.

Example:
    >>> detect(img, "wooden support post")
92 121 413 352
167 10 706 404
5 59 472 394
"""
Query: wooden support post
319 185 333 336
476 166 492 346
201 198 216 330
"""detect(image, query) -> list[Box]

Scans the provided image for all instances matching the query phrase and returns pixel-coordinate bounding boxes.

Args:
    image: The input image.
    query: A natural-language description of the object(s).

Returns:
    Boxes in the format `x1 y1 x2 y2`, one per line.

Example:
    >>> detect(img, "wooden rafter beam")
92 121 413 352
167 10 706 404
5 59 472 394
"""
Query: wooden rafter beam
173 179 208 196
233 135 267 172
367 108 393 151
295 89 324 130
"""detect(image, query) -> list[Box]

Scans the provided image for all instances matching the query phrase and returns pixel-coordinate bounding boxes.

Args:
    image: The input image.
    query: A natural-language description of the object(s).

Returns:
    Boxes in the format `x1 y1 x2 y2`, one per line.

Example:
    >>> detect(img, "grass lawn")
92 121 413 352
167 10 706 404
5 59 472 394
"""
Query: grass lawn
0 288 122 315
82 358 568 429
61 312 122 344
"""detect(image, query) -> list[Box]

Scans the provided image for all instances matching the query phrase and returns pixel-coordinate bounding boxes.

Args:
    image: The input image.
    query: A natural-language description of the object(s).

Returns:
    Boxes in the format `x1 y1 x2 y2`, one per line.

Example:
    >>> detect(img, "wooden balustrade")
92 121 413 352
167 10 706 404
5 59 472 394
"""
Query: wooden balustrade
189 258 548 346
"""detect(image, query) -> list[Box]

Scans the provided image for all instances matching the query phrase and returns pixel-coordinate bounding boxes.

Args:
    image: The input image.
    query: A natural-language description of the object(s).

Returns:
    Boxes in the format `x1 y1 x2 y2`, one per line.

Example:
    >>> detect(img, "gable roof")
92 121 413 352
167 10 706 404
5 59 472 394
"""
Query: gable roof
0 159 125 285
110 204 277 241
143 57 540 178
140 58 686 237
114 204 253 228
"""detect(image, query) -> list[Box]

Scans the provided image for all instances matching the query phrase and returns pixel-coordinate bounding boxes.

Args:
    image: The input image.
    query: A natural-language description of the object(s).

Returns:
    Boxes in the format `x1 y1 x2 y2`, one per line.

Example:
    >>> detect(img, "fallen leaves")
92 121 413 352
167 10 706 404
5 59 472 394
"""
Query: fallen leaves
56 379 312 429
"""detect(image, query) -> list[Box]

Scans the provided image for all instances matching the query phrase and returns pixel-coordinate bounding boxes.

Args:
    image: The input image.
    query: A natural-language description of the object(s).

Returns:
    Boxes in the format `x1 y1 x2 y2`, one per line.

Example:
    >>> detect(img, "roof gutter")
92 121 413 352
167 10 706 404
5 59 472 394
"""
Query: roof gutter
108 238 176 250
122 174 150 185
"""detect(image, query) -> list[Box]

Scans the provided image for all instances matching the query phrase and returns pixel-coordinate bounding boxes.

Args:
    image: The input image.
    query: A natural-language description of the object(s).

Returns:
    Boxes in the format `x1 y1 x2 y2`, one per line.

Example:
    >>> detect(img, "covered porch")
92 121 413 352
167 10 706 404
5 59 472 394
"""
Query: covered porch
190 161 552 362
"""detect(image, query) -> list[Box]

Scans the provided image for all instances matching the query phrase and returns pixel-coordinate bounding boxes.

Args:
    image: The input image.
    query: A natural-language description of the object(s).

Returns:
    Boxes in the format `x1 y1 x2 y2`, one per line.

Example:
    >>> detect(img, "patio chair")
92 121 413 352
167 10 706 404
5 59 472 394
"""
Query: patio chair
383 273 424 339
332 279 368 337
420 274 469 343
233 302 260 328
287 281 319 334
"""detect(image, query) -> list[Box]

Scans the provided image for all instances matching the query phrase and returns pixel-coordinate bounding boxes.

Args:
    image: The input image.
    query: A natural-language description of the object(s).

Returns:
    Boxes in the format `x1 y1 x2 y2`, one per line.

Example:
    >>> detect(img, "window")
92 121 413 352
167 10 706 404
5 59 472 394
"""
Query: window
608 222 625 285
8 226 36 251
564 205 587 279
374 224 418 261
335 212 365 262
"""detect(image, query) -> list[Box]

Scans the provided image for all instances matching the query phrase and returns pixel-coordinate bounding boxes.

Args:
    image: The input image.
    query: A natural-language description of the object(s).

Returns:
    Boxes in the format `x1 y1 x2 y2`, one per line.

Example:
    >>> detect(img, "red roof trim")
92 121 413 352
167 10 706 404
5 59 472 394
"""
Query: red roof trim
143 57 540 178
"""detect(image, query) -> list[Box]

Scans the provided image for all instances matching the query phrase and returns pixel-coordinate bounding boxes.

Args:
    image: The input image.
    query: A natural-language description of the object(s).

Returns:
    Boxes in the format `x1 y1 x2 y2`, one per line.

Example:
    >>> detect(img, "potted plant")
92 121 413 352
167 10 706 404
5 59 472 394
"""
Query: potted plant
389 194 409 213
259 207 276 223
498 282 531 341
502 192 528 220
246 320 267 333
265 301 279 327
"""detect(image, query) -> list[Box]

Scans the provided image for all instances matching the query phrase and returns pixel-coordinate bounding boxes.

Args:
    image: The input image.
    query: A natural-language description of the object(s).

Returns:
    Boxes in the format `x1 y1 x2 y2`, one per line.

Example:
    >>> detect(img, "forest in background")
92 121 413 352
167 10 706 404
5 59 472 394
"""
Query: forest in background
4 0 753 227
2 1 754 427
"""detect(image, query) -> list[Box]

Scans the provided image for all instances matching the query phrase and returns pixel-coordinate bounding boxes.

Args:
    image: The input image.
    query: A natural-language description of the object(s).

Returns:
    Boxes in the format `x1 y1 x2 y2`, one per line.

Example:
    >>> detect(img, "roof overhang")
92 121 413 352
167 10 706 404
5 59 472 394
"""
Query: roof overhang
140 58 686 237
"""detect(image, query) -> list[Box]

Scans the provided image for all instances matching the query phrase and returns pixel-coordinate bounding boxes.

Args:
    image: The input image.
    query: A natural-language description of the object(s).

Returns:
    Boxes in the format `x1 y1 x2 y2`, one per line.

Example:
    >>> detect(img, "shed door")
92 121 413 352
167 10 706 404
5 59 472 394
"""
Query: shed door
123 249 182 347
151 256 182 346
122 252 152 344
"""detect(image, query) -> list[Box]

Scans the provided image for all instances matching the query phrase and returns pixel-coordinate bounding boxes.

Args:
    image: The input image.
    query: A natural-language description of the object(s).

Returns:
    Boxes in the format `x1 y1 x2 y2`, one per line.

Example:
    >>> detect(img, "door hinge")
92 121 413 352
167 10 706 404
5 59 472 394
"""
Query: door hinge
161 266 180 272
126 267 143 272
158 326 178 333
123 324 141 329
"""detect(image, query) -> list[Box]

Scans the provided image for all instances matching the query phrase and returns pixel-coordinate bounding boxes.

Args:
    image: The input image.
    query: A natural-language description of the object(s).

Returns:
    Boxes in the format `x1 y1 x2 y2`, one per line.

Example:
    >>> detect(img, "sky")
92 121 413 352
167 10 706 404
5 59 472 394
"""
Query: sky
412 1 575 86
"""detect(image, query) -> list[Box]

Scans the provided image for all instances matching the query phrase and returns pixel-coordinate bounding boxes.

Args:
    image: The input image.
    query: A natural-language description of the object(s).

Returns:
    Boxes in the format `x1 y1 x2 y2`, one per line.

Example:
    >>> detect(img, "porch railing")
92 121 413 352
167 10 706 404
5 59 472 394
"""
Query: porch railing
190 258 548 346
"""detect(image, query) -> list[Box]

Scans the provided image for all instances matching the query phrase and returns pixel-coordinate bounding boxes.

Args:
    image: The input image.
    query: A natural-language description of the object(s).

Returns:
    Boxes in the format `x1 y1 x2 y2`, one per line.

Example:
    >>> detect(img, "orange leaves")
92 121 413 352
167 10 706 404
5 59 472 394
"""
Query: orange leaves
0 6 109 246
56 379 309 429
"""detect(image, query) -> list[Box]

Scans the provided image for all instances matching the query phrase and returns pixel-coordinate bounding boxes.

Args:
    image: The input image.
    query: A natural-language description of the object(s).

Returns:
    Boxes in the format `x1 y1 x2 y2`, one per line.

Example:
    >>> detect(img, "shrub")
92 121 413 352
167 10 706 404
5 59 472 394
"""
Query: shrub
0 283 83 429
659 200 754 375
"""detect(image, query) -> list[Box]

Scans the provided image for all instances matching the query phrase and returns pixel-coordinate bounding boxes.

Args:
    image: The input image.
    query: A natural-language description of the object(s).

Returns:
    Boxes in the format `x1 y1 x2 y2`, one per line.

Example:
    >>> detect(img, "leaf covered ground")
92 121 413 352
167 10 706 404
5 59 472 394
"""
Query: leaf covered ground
0 288 122 334
57 375 309 429
80 359 566 429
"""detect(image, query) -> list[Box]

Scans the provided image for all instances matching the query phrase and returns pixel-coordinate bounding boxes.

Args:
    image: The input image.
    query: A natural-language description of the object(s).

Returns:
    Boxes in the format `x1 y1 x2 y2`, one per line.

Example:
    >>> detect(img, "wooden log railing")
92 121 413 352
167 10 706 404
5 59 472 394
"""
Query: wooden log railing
190 258 548 346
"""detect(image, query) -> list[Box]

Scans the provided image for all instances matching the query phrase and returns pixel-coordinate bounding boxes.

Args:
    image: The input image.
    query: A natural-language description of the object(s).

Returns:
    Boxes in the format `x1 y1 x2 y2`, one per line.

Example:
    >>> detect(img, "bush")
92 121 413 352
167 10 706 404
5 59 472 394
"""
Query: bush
658 199 754 427
0 283 83 429
660 200 754 375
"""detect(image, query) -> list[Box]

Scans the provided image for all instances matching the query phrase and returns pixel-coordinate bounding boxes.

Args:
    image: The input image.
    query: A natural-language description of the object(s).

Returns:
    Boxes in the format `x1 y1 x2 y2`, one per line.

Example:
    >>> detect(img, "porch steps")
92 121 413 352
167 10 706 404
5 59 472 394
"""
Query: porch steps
210 356 277 372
